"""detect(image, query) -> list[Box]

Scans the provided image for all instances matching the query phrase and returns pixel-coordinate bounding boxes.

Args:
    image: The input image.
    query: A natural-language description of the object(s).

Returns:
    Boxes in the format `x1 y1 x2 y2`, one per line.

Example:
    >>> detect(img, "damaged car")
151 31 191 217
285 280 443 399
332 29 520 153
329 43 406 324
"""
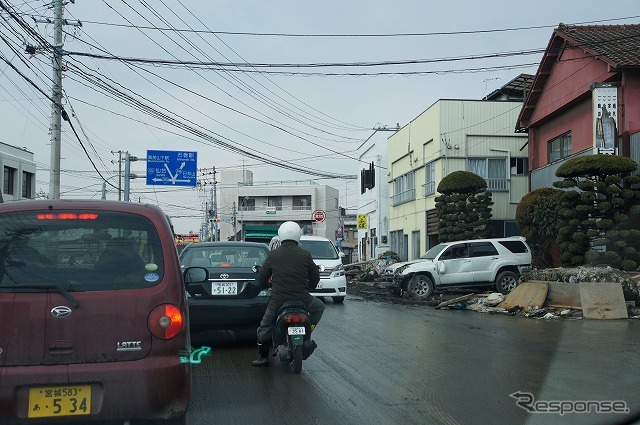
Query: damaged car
395 237 533 299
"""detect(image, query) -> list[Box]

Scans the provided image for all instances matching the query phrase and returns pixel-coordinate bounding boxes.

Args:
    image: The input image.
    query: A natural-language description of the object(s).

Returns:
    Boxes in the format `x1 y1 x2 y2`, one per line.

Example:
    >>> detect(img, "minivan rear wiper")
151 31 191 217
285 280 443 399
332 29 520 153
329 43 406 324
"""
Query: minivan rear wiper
5 283 80 308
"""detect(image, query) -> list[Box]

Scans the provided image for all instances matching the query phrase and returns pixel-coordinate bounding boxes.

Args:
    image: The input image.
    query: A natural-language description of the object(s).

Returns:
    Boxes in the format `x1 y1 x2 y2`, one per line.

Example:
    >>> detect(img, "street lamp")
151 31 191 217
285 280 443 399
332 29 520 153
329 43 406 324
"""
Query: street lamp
240 196 249 241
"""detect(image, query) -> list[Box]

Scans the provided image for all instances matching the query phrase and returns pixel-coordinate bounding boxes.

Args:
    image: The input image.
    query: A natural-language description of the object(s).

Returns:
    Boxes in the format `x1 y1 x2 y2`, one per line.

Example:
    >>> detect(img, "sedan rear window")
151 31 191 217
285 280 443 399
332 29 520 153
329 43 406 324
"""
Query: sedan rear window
0 210 164 291
181 246 268 268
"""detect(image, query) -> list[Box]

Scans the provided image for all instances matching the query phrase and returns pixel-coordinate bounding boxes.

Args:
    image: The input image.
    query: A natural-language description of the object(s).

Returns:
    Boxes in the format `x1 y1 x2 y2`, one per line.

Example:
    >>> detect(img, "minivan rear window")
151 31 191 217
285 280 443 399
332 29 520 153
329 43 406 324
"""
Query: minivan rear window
0 210 164 291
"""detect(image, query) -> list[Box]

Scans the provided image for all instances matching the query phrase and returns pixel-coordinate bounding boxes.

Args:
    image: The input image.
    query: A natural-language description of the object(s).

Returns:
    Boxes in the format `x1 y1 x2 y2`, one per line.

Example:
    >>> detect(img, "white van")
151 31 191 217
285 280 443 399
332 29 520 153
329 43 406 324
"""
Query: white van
269 235 347 303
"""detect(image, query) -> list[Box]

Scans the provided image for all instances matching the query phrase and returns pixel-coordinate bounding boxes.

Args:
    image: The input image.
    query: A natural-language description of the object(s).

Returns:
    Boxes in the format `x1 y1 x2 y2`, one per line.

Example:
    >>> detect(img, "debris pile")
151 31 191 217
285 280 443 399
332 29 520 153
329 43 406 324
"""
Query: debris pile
522 266 640 303
344 251 401 282
347 265 640 320
433 269 640 320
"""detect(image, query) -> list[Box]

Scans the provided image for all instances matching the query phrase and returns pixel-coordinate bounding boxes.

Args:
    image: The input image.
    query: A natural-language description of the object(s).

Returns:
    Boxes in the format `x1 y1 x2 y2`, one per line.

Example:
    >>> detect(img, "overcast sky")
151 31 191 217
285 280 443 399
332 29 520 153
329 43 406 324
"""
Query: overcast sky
0 0 638 233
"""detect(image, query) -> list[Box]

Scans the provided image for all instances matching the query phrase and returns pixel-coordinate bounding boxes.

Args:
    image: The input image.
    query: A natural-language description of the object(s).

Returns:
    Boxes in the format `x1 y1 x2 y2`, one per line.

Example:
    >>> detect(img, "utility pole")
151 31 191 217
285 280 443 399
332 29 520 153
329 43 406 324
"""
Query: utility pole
198 167 219 240
212 166 218 241
48 0 63 199
232 202 237 241
111 150 123 200
35 0 80 199
123 152 138 202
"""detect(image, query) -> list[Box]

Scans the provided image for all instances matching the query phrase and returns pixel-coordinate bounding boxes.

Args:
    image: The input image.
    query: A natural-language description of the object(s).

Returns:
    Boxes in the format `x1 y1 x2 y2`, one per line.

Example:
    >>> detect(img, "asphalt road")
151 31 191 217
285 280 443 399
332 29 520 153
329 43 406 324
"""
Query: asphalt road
187 296 640 425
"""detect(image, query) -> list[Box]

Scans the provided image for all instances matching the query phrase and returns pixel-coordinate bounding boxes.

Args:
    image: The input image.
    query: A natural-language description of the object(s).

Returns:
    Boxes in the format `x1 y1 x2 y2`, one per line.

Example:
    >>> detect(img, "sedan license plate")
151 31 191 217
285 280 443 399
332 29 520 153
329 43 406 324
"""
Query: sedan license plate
28 385 91 418
212 281 238 295
288 326 306 335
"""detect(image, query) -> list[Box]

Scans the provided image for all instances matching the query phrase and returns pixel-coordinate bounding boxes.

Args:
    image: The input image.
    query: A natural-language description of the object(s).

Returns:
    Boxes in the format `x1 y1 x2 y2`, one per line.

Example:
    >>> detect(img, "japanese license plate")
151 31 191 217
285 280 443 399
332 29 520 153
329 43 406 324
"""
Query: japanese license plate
288 327 306 335
315 282 323 289
212 281 238 295
28 385 91 418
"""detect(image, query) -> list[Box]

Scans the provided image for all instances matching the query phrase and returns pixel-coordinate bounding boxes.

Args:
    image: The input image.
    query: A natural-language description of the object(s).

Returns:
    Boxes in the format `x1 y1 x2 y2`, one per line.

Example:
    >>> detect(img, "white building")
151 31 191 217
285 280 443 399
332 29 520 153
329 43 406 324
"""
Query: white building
0 142 36 201
387 75 533 261
217 169 341 243
356 130 393 261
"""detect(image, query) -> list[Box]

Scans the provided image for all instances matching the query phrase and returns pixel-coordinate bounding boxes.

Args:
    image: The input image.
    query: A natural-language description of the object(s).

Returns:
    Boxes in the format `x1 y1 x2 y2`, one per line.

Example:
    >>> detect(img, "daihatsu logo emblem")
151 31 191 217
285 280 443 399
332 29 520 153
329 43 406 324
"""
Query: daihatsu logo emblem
220 273 230 279
51 306 72 318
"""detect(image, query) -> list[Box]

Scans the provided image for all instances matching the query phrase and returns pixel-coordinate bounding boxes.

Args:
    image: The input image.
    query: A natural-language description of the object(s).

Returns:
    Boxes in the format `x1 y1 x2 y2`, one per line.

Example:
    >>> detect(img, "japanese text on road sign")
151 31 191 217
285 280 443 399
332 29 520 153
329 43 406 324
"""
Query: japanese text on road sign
146 150 197 187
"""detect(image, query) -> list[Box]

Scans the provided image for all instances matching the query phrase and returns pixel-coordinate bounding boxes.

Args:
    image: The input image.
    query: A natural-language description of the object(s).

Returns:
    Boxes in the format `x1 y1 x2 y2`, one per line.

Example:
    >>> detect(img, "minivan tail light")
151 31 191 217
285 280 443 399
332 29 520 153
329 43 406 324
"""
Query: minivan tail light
148 304 183 339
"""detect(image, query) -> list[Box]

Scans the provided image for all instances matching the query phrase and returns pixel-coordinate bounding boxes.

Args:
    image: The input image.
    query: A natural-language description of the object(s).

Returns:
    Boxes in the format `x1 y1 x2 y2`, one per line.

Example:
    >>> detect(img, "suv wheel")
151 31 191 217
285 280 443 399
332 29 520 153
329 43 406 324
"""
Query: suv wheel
408 275 434 300
495 271 519 294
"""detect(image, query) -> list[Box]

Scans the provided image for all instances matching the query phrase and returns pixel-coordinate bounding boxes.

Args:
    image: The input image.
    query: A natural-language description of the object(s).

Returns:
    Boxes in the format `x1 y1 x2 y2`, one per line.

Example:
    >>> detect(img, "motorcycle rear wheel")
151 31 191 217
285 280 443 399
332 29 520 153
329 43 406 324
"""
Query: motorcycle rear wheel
290 345 303 373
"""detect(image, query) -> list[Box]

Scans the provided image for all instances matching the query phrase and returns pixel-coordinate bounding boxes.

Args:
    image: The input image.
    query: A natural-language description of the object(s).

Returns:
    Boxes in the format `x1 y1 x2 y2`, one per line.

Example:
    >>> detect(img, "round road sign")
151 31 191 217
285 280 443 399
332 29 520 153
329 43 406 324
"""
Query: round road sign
312 210 326 222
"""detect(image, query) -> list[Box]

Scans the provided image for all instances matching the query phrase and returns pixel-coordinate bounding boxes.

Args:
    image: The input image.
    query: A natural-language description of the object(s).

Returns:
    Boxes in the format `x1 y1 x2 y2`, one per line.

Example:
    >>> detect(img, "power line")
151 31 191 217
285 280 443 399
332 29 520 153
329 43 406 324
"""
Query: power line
76 15 640 37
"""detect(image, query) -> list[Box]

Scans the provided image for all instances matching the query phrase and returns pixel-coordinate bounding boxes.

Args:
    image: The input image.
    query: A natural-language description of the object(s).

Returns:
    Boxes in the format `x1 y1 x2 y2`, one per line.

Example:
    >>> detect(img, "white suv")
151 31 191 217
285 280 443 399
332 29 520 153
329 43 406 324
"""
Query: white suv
269 235 347 303
394 237 532 299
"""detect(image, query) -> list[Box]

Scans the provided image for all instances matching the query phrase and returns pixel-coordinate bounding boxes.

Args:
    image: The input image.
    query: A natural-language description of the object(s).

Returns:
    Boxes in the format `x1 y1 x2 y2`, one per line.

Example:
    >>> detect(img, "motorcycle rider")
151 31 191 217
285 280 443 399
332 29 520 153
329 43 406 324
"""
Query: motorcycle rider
252 221 325 367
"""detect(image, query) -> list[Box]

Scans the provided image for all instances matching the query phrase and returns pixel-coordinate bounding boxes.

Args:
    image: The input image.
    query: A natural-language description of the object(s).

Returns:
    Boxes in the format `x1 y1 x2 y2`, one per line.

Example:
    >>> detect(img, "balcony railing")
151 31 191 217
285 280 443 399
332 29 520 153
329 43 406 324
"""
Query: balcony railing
486 178 510 192
239 205 311 212
392 188 416 206
422 181 435 197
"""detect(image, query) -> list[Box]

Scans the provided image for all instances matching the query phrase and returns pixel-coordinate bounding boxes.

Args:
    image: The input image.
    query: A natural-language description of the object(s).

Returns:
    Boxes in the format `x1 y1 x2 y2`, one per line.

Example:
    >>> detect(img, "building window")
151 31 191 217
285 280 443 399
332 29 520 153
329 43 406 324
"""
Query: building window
22 171 34 198
510 158 528 176
390 230 407 261
392 171 415 206
631 132 640 177
3 166 15 195
411 231 420 260
239 197 255 211
468 158 508 191
292 195 311 210
268 196 282 211
423 162 435 196
548 132 572 163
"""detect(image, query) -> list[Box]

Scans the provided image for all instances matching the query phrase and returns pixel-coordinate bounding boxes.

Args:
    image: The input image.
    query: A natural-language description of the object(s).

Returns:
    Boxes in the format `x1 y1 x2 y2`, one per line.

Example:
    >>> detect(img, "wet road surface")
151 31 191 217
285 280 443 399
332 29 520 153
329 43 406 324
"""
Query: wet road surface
187 296 640 425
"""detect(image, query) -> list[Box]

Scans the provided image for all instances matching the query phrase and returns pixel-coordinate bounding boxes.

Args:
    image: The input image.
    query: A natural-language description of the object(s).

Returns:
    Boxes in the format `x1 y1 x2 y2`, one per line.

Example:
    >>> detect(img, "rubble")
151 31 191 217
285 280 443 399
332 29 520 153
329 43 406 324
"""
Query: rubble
522 266 640 304
344 251 402 282
346 265 640 320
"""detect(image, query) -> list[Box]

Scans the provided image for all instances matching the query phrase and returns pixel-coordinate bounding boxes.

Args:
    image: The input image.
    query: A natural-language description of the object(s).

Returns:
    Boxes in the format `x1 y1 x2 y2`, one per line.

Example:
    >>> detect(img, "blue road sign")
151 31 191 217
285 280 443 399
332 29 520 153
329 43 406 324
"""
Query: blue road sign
146 150 197 187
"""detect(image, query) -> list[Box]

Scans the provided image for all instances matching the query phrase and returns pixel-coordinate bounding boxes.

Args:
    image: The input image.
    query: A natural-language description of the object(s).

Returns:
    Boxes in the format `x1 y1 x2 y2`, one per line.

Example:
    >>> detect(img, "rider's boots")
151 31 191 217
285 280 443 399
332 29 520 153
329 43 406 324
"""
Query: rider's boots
302 339 317 360
251 343 270 367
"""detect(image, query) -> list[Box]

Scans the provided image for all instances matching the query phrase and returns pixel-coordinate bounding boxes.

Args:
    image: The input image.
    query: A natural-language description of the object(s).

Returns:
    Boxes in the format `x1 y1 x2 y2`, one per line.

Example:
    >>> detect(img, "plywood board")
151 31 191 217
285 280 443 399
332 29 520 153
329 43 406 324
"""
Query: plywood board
579 282 628 320
498 282 548 310
541 281 582 309
435 293 474 309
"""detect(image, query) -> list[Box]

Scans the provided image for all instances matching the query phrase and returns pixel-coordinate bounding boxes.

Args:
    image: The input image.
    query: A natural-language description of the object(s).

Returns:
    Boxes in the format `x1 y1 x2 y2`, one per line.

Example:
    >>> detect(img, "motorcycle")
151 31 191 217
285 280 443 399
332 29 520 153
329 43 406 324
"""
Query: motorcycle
253 264 322 374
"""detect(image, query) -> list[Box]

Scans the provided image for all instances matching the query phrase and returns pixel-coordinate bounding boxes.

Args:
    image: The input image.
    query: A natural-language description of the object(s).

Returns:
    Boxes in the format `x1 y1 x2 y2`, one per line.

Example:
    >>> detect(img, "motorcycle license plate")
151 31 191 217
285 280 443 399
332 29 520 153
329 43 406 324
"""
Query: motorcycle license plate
288 327 306 335
28 385 91 418
211 282 238 295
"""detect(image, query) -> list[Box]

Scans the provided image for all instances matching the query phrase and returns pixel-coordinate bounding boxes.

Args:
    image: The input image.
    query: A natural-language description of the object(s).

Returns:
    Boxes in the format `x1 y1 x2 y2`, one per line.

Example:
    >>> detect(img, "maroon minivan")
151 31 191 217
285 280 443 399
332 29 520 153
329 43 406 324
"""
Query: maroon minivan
0 200 191 424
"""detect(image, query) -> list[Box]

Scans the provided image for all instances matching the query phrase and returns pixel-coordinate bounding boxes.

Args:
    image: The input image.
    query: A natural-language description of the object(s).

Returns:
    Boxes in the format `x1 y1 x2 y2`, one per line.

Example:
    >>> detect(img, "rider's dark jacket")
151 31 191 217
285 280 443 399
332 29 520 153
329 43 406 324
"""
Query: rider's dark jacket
257 239 320 311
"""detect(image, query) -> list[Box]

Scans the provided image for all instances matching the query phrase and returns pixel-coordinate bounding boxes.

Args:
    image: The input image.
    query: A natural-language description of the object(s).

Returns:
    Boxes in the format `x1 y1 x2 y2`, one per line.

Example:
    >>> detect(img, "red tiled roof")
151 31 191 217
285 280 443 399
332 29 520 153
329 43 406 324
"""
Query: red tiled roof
516 23 640 131
557 23 640 67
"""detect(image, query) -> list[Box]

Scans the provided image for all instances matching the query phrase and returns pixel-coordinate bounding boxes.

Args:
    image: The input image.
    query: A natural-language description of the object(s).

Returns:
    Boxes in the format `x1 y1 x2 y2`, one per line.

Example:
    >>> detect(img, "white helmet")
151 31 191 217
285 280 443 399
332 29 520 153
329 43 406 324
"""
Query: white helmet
278 221 301 243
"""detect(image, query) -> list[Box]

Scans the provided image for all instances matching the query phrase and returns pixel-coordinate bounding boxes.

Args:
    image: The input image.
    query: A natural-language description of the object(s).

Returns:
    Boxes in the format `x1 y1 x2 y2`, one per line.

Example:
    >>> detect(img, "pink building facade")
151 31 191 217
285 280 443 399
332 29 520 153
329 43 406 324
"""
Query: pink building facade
517 24 640 190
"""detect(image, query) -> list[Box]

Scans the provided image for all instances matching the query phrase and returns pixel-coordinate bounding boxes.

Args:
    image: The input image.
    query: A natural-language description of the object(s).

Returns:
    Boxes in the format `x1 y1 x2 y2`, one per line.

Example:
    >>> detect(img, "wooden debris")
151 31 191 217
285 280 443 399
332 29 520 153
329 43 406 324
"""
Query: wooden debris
498 282 548 310
543 281 582 309
579 282 628 320
435 293 475 309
